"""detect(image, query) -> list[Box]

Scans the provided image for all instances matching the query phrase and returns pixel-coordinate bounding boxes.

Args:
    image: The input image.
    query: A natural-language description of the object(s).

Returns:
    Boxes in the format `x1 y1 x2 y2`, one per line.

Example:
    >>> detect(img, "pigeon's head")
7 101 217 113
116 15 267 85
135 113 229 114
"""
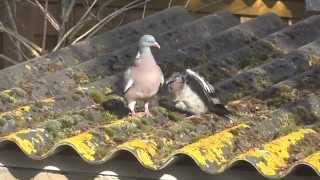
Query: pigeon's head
166 72 185 97
139 35 160 49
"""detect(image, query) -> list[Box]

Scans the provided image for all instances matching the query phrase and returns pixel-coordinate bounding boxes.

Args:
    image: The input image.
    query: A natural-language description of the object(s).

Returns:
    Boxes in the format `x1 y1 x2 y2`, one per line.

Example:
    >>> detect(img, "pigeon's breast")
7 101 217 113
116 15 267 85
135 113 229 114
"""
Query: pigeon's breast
127 63 162 99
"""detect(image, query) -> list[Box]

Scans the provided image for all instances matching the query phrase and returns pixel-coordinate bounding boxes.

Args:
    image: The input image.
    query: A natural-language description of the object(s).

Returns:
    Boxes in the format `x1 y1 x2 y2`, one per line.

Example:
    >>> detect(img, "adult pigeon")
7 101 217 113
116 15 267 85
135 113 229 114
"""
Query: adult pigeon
166 69 230 117
123 35 163 117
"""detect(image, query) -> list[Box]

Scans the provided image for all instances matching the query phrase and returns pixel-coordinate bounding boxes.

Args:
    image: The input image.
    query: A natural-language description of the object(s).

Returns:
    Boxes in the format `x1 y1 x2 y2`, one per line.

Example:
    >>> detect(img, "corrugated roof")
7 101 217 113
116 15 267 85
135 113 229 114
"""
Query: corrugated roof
0 6 319 178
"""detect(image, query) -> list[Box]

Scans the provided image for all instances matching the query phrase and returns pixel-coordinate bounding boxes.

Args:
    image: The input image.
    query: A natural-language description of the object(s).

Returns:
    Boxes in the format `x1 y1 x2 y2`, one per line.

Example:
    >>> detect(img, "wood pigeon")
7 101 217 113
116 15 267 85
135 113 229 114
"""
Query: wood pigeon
123 35 164 117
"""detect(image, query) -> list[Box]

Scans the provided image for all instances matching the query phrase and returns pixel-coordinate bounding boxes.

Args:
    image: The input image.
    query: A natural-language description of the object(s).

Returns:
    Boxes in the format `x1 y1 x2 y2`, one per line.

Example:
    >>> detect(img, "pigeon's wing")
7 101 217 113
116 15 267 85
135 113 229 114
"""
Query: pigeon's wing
123 68 134 93
185 69 230 115
160 70 165 86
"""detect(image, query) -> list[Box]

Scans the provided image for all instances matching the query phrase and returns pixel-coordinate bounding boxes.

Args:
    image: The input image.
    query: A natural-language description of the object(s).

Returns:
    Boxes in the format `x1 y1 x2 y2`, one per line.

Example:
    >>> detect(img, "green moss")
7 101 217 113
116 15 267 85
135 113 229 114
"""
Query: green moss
0 93 16 104
276 112 300 137
80 110 103 122
291 105 318 124
73 71 90 84
167 111 184 122
239 56 261 69
255 74 272 90
90 90 105 104
103 111 117 123
266 85 298 107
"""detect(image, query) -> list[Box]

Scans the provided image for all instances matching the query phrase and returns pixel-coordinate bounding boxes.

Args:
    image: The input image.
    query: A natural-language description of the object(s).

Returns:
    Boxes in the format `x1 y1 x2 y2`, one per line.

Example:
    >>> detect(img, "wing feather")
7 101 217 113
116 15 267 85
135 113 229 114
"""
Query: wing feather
123 68 134 93
185 69 230 115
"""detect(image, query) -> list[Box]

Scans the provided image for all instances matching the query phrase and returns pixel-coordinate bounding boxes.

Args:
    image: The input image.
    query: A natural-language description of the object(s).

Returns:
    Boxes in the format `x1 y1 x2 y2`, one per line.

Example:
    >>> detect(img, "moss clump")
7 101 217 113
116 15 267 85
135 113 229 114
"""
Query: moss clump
90 90 105 104
80 110 103 122
103 111 118 123
287 132 320 163
73 71 90 84
168 111 184 122
0 93 16 104
264 85 298 108
275 112 300 137
291 105 318 124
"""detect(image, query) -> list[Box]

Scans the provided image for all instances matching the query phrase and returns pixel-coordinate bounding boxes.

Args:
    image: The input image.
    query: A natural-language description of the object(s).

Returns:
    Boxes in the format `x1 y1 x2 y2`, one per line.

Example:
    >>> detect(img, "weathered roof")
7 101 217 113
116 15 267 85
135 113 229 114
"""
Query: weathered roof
0 6 319 179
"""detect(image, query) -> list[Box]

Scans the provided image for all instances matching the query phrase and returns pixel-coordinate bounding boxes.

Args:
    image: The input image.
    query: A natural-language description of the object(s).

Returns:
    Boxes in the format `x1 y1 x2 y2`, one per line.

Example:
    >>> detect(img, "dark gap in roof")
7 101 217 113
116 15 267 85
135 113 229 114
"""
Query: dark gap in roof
228 160 260 172
283 164 319 179
0 141 21 150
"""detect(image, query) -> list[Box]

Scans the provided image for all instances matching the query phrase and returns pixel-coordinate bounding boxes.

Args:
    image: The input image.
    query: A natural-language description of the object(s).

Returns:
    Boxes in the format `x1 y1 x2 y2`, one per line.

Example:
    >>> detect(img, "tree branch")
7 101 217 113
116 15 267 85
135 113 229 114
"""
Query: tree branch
0 54 19 64
0 22 41 57
26 0 61 31
52 0 100 52
77 0 146 43
4 0 24 61
185 0 191 8
41 0 48 52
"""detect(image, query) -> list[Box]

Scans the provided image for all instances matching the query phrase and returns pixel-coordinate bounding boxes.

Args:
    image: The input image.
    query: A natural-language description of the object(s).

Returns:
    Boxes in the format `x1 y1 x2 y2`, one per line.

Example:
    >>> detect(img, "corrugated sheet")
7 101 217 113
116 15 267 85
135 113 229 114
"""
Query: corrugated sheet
0 7 319 179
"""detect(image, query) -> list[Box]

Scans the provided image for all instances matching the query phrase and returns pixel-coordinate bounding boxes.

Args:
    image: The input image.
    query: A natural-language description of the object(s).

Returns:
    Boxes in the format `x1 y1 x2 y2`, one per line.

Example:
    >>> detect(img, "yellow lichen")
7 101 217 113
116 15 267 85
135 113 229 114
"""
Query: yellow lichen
236 129 316 176
179 124 249 168
5 129 37 154
119 139 158 168
39 97 55 103
2 89 12 94
62 132 96 161
304 152 320 171
0 105 31 119
25 64 32 71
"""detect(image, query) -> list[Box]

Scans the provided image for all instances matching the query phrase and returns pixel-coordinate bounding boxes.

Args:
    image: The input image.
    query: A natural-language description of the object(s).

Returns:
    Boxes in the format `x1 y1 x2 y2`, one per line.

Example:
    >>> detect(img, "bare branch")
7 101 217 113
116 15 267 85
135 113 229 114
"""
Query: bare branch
168 0 173 8
61 0 76 22
97 0 117 20
41 0 48 52
142 0 148 18
0 22 41 57
0 54 19 65
4 0 24 61
52 0 99 52
71 0 144 44
185 0 191 8
26 0 61 31
59 0 76 41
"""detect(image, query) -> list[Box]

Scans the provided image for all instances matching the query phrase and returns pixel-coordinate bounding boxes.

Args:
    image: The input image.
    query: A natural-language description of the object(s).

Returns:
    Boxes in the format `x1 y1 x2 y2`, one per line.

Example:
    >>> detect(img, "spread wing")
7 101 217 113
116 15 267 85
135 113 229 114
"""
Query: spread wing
185 69 230 115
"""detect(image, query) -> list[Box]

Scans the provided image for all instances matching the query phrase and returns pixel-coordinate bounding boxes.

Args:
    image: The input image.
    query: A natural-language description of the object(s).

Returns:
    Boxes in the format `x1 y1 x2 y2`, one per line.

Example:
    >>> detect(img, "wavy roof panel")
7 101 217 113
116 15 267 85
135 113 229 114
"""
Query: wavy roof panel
0 7 319 179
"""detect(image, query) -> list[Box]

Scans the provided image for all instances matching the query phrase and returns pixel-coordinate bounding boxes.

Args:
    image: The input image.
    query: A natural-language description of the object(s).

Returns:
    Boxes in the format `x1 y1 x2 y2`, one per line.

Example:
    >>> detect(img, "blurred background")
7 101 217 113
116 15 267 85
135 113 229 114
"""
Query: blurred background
0 0 318 69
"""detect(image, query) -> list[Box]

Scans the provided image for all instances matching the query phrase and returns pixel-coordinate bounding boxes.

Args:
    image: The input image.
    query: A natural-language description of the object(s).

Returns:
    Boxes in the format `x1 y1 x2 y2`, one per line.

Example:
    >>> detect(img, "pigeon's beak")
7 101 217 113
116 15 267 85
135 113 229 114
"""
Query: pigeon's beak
152 42 161 49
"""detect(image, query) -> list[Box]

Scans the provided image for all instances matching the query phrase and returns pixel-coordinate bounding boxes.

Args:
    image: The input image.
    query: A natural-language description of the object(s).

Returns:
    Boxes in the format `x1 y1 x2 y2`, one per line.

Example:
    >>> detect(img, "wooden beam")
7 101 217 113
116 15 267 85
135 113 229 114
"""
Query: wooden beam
189 0 307 18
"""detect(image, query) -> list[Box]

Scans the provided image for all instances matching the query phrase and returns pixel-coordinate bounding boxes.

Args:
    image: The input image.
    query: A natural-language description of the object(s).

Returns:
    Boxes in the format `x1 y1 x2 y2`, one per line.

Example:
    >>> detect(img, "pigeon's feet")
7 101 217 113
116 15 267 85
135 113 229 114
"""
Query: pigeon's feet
144 111 153 117
142 102 152 117
131 112 146 118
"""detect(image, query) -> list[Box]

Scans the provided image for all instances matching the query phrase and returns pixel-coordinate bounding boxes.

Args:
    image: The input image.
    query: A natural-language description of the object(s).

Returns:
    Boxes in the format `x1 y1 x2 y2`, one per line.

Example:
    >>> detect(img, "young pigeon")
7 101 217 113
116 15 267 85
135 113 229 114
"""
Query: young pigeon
166 69 230 117
123 35 163 117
